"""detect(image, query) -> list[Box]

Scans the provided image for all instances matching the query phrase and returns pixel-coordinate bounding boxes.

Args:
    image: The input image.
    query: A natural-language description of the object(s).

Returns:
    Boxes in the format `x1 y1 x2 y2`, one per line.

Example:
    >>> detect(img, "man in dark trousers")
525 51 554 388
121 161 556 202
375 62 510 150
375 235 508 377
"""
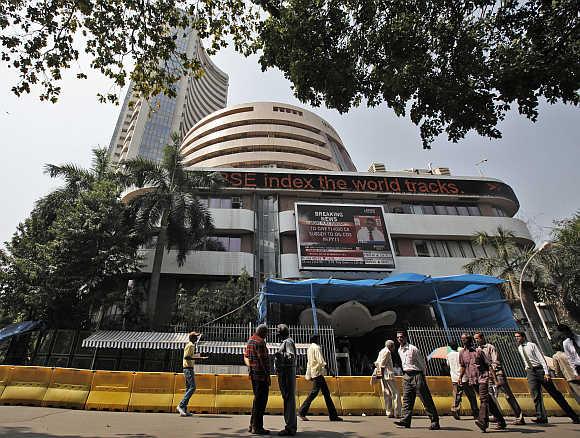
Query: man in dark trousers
459 333 506 432
275 324 297 436
244 324 271 435
474 332 524 425
394 331 440 430
515 331 579 424
298 334 343 422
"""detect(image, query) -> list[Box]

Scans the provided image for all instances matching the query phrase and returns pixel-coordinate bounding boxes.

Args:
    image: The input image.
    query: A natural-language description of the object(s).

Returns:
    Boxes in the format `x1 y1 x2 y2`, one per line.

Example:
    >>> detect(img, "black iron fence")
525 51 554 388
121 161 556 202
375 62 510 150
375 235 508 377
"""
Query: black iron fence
407 326 531 377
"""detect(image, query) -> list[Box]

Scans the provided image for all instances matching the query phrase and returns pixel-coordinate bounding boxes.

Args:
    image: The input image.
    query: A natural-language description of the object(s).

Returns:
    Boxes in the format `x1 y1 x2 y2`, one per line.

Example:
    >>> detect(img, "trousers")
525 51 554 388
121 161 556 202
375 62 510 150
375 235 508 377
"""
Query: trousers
250 379 270 432
178 368 196 410
494 374 523 419
278 369 297 433
473 381 505 428
380 377 401 417
401 372 439 425
298 375 339 419
452 382 479 417
526 367 578 421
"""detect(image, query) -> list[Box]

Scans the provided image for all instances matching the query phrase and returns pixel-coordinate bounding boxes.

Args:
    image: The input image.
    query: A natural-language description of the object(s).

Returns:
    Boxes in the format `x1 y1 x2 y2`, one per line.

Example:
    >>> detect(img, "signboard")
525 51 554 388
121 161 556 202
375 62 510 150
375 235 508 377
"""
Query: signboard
219 170 519 207
295 203 396 271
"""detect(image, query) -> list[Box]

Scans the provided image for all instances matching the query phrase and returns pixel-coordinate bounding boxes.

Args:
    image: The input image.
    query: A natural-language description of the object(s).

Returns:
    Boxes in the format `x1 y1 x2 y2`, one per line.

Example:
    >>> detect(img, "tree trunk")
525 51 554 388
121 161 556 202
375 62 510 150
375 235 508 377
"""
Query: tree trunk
147 210 169 324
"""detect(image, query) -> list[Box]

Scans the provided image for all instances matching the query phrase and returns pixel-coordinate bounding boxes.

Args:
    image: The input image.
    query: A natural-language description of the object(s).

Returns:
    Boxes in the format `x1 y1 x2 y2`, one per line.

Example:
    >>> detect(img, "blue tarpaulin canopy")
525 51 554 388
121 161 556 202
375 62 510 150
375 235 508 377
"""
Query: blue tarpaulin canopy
259 273 517 330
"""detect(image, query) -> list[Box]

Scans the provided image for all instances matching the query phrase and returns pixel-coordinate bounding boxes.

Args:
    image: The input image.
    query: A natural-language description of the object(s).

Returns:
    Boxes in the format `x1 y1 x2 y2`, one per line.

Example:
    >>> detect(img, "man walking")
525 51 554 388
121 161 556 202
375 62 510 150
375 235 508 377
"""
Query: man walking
394 331 440 430
558 324 580 376
374 339 402 418
244 324 271 435
275 324 297 436
177 331 201 417
515 331 579 424
552 341 580 404
474 332 524 425
459 333 506 432
298 334 343 422
446 340 478 420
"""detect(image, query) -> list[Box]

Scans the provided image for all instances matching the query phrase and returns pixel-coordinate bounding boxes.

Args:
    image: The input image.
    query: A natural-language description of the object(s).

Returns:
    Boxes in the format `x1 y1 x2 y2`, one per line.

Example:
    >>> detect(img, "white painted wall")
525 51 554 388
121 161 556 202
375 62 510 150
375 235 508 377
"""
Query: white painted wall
138 250 254 276
210 208 254 233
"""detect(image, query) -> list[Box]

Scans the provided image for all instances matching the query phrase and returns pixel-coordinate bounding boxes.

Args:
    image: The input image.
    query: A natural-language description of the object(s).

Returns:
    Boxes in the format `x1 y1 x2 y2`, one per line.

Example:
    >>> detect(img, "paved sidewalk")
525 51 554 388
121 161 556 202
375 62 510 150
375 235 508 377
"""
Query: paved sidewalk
0 406 579 437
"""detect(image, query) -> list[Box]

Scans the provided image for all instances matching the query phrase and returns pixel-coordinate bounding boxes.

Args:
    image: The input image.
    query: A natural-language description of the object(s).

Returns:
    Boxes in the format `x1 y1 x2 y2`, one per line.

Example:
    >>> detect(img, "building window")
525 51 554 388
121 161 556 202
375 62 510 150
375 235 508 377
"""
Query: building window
205 236 242 252
494 207 507 217
414 241 430 257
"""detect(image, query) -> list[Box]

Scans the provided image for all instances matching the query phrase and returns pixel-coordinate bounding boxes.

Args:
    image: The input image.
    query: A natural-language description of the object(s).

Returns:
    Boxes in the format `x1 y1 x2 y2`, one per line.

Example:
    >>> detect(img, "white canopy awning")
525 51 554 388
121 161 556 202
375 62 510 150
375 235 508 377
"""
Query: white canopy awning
82 331 309 354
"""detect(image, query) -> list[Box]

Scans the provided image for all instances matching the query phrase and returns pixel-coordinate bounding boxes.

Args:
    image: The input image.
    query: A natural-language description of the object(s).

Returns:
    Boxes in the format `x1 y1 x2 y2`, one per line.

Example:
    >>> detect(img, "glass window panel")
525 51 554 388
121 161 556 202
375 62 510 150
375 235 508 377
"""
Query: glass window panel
435 241 450 257
468 206 481 216
412 205 423 214
435 205 447 215
37 331 55 354
446 206 458 215
393 239 401 256
447 241 463 257
456 206 469 216
51 330 76 355
428 241 440 257
70 357 92 370
221 198 232 209
422 204 435 215
494 207 507 217
402 204 413 214
460 241 476 258
209 197 221 208
484 244 497 257
230 237 241 252
473 243 487 258
414 241 430 257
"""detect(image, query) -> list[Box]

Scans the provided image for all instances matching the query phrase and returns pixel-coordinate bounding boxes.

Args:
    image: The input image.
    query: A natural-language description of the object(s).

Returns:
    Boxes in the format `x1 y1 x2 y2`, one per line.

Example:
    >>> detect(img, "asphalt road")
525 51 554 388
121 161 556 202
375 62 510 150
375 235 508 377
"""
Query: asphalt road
0 406 579 438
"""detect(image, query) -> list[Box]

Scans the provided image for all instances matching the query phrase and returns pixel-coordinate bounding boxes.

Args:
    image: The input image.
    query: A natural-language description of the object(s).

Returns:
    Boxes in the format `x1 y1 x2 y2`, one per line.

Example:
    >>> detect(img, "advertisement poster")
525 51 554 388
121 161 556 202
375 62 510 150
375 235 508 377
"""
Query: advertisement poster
295 203 396 271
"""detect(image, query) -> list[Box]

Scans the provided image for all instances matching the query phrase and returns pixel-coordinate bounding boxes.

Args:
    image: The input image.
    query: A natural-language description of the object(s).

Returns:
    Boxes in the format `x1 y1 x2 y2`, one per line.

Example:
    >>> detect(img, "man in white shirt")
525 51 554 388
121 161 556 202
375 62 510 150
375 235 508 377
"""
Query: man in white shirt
514 331 579 424
356 217 385 242
298 335 343 422
446 340 478 420
374 339 401 418
394 331 440 430
558 324 580 376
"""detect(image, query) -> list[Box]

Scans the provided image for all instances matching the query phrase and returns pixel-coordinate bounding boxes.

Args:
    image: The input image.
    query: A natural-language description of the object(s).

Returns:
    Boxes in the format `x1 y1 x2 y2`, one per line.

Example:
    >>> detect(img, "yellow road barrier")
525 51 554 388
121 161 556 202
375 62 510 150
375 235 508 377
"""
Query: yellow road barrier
129 372 175 413
42 367 94 409
85 370 134 412
338 376 382 415
0 366 52 406
215 374 254 414
0 365 10 398
172 373 217 414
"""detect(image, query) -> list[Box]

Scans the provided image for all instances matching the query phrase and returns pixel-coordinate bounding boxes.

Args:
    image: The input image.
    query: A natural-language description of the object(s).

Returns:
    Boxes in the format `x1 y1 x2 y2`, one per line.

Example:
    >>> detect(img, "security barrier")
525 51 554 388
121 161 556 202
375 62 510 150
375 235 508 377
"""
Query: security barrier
296 376 342 416
215 374 254 414
338 376 382 415
85 370 134 411
172 373 217 414
129 372 175 413
0 365 9 398
0 366 577 417
42 367 94 409
0 366 52 406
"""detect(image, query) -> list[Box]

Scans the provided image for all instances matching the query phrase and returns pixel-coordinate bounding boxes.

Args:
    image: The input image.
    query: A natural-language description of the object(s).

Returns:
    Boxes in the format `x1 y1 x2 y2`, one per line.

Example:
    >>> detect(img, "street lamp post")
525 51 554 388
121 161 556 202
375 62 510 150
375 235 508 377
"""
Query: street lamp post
518 241 551 350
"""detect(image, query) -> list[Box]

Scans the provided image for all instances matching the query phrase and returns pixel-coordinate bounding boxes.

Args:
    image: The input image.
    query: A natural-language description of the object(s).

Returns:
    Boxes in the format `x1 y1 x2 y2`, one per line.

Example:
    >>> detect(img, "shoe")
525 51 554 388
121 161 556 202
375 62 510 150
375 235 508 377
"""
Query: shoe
298 414 309 421
451 410 460 420
394 420 410 428
248 426 253 433
495 422 507 430
177 406 188 417
429 422 441 430
253 429 270 435
278 430 295 436
330 417 343 422
511 418 525 425
572 418 580 424
474 419 487 432
531 418 548 424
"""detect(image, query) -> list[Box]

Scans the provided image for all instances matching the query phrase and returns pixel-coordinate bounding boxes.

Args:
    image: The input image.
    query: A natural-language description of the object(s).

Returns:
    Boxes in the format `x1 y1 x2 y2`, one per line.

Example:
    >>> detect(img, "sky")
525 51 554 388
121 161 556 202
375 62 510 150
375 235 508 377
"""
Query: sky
1 47 579 247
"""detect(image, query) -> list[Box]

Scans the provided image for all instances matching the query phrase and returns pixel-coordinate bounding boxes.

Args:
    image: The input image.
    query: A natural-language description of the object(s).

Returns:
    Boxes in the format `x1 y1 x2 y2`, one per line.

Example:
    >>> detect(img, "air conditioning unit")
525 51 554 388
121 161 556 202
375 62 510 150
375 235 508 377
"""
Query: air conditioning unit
232 197 243 209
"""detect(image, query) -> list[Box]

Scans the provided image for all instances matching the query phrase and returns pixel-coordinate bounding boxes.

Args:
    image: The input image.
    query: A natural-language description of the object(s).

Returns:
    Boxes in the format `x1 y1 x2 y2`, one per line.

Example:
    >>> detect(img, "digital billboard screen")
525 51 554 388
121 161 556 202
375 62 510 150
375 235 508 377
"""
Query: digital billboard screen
295 203 396 271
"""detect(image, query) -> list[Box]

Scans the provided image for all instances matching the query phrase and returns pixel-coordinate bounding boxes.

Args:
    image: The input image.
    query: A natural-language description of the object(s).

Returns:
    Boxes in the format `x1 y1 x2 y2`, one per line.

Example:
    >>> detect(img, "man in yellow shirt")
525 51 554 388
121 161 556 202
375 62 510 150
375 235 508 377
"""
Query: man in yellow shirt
298 334 342 422
177 331 201 416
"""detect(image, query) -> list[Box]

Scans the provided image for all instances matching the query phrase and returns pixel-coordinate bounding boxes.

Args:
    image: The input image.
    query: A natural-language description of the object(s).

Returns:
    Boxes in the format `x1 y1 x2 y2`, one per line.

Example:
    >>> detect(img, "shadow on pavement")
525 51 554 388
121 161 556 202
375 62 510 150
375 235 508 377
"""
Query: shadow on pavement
0 427 156 438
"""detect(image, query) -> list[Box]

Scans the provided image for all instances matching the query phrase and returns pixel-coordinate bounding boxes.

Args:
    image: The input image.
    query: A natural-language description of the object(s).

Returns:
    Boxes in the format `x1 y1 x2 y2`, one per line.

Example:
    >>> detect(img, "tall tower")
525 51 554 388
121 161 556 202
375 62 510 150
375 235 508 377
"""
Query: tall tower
108 31 229 164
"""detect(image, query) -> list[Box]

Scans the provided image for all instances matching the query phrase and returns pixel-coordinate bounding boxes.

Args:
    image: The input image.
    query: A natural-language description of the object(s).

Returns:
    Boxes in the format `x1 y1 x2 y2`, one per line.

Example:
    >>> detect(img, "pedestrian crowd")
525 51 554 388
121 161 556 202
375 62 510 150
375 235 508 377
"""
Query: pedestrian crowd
174 324 579 436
